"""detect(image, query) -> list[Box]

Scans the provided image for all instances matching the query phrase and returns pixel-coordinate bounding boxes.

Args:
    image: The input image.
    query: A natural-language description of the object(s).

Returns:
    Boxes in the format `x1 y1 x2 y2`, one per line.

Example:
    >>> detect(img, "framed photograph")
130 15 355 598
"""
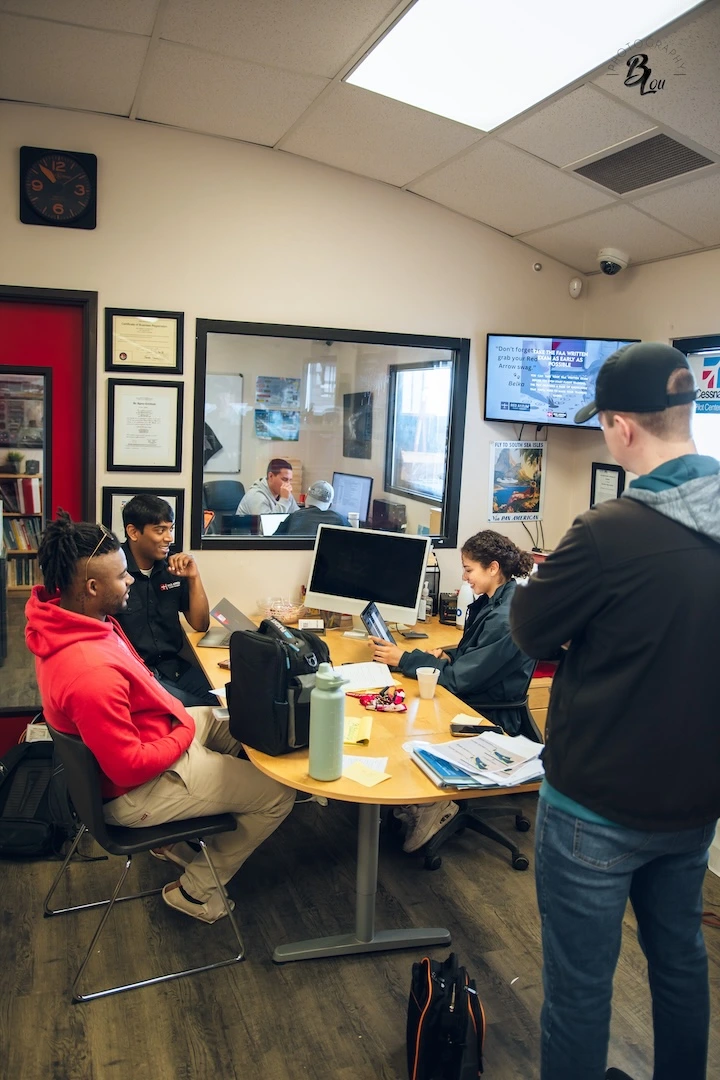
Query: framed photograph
105 308 183 374
590 462 625 507
107 379 183 472
488 440 545 522
343 391 373 459
102 487 185 552
204 373 244 472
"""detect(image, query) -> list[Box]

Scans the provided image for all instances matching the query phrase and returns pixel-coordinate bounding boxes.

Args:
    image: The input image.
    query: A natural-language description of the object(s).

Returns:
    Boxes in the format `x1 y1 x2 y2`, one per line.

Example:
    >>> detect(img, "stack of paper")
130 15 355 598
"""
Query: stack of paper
335 661 395 692
408 732 544 790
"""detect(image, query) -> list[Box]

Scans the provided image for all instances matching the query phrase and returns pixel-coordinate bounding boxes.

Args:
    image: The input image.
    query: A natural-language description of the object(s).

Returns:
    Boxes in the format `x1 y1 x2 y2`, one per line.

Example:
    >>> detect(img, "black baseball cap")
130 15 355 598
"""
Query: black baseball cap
574 342 697 424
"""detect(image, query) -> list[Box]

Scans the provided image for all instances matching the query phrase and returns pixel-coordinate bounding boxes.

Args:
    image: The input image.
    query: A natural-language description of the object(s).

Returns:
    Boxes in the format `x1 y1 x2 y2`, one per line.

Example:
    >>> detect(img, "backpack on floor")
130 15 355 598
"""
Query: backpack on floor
407 952 485 1080
0 726 78 858
227 617 331 755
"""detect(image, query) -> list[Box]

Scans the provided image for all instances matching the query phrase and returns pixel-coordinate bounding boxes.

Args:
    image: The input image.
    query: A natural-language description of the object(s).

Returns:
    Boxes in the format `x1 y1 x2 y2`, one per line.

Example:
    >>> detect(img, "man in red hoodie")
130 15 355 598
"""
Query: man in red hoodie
26 512 295 924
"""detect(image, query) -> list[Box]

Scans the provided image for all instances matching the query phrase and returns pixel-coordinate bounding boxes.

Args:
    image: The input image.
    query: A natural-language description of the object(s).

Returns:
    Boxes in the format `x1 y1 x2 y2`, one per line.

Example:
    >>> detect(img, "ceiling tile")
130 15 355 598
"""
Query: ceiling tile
500 85 655 167
593 3 720 155
137 41 329 145
0 0 158 34
281 83 482 186
0 14 148 114
629 169 720 245
409 139 613 236
521 203 699 273
162 0 399 77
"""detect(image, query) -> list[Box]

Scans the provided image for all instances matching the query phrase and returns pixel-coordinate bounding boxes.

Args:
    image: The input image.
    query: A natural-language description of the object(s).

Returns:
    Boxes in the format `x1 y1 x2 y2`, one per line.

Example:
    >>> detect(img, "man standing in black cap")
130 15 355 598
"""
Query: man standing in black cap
510 343 720 1080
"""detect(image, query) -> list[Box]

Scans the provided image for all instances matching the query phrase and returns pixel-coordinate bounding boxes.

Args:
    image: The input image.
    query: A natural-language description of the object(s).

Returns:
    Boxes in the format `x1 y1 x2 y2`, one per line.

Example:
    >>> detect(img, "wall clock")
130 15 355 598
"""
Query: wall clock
19 145 97 229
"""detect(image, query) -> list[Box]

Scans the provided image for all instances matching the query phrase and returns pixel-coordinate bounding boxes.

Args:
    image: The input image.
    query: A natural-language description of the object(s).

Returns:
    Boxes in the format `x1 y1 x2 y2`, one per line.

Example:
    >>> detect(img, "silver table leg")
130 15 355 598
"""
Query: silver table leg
272 802 450 963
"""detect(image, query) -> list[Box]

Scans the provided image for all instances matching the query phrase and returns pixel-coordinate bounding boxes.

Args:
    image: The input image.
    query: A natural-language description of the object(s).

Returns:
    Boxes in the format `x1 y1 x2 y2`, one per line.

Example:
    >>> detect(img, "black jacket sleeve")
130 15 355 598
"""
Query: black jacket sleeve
510 514 606 658
398 605 522 701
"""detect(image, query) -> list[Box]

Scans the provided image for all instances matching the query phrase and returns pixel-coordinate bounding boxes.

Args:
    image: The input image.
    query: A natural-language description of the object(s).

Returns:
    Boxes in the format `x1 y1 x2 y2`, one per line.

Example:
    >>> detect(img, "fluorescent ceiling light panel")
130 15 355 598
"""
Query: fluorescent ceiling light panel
347 0 701 131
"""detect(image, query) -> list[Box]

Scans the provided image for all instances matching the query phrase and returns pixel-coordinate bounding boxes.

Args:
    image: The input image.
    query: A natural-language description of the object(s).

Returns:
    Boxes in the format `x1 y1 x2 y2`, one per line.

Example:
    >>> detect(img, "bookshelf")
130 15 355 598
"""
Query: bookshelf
0 473 43 591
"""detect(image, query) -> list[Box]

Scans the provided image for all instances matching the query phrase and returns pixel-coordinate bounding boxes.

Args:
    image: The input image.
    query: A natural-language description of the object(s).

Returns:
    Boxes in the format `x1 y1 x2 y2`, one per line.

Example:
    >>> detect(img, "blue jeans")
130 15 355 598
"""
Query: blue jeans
535 797 715 1080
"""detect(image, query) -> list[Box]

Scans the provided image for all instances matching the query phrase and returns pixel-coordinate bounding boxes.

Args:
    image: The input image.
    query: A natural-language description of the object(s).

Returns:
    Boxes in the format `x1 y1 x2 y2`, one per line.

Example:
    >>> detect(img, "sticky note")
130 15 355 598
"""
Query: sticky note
343 716 373 744
344 762 391 787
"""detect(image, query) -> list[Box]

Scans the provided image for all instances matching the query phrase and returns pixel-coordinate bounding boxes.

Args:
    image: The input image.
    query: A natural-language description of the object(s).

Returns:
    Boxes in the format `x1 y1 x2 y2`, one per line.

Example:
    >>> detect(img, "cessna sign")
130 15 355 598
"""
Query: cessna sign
689 353 720 414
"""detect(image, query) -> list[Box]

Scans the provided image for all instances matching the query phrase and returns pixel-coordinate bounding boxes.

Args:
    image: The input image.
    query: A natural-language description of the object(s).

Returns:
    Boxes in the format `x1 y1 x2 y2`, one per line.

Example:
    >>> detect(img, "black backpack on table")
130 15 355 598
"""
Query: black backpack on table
227 617 331 756
407 952 485 1080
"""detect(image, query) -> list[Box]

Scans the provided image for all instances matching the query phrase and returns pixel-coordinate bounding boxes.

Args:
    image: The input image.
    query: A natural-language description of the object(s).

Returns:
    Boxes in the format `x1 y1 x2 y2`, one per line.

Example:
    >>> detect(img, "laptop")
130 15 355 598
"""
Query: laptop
197 599 257 648
260 513 289 536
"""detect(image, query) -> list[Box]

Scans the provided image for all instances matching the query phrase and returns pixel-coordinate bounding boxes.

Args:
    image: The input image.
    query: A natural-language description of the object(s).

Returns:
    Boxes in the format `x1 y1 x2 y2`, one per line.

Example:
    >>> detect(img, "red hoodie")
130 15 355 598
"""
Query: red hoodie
25 586 195 799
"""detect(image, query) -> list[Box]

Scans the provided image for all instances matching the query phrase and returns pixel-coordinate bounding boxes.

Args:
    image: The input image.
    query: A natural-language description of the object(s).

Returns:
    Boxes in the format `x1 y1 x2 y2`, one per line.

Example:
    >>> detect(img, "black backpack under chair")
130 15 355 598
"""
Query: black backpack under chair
227 617 331 756
407 953 485 1080
0 728 78 858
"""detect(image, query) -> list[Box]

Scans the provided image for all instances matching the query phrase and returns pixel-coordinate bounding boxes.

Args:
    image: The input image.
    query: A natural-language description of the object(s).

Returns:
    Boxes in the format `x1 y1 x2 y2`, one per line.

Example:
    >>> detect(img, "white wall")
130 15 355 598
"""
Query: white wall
0 101 593 608
2 103 718 606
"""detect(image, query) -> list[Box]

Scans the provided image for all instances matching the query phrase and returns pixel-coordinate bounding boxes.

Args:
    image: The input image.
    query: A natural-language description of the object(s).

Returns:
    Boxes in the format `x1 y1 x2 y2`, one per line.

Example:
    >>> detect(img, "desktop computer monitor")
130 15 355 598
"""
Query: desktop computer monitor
331 472 373 523
305 524 431 624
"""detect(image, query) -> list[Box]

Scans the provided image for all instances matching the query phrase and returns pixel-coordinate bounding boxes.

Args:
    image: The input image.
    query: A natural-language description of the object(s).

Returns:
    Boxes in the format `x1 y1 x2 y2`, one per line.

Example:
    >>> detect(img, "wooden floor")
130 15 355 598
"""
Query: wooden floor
1 795 719 1080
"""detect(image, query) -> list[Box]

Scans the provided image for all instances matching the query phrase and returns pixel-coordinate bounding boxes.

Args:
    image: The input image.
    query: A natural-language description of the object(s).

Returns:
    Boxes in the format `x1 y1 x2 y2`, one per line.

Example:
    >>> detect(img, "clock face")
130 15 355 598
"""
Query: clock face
23 152 93 223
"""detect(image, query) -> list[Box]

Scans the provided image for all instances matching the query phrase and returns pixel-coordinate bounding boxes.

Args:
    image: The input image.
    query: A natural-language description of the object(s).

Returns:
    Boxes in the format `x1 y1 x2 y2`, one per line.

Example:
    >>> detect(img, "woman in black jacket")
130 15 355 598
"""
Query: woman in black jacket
370 530 535 852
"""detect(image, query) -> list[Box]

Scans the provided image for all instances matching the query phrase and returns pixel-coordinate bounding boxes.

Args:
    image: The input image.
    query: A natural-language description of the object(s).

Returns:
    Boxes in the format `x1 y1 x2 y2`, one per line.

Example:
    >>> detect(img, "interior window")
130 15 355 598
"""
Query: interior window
191 322 469 550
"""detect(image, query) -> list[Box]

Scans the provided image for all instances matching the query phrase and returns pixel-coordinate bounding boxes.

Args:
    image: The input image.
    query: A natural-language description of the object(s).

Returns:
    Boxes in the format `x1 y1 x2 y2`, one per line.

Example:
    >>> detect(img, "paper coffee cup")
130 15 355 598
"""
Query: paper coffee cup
416 667 440 700
348 512 360 528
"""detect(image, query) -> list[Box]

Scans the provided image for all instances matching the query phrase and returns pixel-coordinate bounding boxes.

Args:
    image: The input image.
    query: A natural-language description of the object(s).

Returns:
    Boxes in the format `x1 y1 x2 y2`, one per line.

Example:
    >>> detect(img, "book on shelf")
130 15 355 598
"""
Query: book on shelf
0 476 41 514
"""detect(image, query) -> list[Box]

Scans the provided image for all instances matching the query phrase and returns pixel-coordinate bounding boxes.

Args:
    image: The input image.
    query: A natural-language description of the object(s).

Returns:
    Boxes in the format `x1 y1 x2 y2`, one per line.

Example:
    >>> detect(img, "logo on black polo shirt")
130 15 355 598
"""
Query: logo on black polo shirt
159 581 181 590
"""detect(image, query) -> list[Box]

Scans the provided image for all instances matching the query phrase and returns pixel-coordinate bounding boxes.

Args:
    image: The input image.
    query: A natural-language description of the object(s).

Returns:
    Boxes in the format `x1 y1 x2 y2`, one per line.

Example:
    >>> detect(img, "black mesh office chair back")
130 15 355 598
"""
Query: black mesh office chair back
203 480 246 534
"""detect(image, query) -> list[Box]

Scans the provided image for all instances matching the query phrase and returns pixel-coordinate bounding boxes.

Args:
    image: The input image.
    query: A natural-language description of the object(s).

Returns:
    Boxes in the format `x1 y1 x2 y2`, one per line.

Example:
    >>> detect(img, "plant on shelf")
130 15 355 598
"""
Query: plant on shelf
5 450 24 474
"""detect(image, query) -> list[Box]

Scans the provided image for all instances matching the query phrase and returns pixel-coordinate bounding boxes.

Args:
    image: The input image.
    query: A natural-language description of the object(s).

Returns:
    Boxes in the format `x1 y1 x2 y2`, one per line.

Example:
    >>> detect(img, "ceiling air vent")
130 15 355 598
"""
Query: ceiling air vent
574 133 713 194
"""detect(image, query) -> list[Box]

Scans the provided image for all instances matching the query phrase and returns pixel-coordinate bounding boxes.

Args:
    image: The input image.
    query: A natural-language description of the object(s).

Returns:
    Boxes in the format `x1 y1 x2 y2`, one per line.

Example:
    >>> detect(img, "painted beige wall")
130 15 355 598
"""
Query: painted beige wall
2 102 718 612
0 101 592 607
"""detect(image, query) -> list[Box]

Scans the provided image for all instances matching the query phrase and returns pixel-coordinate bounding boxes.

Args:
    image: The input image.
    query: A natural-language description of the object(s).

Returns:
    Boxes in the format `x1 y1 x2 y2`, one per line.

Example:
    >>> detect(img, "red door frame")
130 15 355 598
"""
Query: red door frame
0 284 97 744
0 284 97 517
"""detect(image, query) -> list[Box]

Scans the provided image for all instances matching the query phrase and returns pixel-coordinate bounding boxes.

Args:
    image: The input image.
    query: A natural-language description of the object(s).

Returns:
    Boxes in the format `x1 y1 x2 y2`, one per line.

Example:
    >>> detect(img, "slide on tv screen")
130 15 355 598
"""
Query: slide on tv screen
485 336 637 429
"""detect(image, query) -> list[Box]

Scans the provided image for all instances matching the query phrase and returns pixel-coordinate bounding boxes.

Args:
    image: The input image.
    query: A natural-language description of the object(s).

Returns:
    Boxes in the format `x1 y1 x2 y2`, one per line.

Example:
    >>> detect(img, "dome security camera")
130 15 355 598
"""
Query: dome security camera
597 248 629 276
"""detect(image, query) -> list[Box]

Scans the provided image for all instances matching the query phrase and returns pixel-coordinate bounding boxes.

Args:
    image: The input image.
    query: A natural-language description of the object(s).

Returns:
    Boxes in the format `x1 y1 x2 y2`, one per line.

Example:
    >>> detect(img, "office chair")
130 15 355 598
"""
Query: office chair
44 725 245 1002
422 664 543 873
202 480 245 533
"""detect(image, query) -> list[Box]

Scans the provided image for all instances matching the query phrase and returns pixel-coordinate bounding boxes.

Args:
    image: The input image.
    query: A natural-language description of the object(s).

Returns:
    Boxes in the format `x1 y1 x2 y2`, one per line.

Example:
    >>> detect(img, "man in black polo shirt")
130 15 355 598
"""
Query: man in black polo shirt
116 494 215 707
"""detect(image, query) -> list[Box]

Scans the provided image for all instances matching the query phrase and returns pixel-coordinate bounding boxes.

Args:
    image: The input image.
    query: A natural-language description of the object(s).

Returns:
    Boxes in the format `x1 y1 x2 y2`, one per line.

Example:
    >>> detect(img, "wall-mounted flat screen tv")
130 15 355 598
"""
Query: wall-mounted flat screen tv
485 334 639 430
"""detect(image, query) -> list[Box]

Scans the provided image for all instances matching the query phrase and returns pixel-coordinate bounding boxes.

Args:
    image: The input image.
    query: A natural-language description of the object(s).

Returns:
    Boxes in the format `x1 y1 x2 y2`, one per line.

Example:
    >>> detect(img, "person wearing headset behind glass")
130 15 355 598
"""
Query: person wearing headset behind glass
369 530 535 852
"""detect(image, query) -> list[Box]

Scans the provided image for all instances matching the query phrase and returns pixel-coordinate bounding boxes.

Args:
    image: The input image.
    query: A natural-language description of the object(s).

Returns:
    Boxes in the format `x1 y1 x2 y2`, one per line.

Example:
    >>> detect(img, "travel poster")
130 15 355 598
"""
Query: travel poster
489 441 545 522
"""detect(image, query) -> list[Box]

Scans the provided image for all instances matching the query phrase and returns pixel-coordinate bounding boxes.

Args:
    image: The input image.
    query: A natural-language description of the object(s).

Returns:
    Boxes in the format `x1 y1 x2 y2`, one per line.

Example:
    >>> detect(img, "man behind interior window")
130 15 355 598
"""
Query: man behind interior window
236 458 299 515
115 494 215 708
274 480 349 537
510 342 720 1080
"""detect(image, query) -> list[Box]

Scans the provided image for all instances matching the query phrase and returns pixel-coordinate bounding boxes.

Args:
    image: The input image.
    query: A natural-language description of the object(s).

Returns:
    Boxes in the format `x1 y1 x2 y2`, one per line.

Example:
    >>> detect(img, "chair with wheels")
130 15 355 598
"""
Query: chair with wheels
422 666 543 873
44 725 245 1002
202 480 245 534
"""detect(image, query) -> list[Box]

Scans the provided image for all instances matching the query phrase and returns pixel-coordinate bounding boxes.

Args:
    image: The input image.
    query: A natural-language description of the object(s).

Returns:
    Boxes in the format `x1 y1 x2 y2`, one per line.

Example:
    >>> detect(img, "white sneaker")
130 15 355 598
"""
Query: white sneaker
402 800 459 853
161 882 235 924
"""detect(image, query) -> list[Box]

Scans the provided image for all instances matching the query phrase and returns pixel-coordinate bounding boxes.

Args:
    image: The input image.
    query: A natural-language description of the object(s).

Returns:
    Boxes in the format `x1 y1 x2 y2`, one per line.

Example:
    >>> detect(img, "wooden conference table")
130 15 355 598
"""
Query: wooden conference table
189 617 540 964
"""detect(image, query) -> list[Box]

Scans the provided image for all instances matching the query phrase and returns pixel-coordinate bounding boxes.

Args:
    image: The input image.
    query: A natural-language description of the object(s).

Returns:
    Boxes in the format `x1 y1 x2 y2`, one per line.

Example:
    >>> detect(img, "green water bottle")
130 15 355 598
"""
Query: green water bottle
308 663 348 781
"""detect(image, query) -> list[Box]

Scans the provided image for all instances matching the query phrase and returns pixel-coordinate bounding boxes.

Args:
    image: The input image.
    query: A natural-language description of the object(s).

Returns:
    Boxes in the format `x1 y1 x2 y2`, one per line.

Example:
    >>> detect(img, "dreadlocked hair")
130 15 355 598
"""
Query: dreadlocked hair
461 530 534 579
38 510 120 594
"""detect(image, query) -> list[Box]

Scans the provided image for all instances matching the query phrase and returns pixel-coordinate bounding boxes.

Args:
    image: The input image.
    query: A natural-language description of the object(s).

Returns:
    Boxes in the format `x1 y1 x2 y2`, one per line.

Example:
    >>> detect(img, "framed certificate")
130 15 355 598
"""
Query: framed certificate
101 487 185 551
107 380 183 472
105 308 183 374
590 462 625 507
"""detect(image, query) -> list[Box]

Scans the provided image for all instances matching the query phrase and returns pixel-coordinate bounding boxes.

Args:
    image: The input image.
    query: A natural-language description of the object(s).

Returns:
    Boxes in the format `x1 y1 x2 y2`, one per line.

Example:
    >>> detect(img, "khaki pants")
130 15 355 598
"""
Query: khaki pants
103 708 295 902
